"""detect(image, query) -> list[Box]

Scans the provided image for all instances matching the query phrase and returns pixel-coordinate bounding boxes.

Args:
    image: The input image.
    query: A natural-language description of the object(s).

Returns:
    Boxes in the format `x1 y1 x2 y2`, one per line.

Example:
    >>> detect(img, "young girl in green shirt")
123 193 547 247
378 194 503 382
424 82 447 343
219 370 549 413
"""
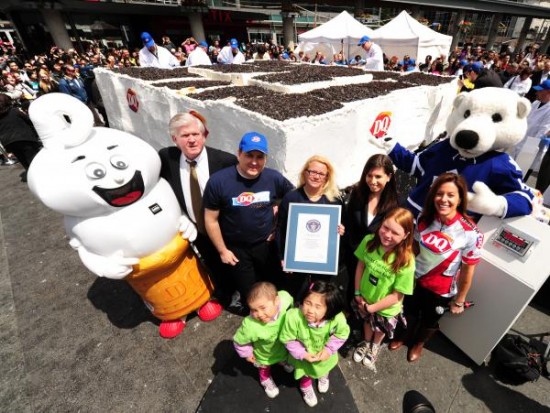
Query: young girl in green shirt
279 281 350 407
352 207 415 371
233 282 294 398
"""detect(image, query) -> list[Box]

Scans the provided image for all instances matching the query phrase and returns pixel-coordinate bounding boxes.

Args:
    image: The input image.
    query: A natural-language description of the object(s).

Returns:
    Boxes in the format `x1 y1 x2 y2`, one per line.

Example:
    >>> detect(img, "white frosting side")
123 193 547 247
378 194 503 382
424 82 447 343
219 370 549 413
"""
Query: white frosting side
95 67 457 188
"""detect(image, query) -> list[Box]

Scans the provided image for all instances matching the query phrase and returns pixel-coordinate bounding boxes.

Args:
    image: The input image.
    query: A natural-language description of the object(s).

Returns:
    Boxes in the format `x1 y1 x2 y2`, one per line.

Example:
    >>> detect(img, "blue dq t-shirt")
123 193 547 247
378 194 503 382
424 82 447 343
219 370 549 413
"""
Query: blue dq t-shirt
203 166 294 245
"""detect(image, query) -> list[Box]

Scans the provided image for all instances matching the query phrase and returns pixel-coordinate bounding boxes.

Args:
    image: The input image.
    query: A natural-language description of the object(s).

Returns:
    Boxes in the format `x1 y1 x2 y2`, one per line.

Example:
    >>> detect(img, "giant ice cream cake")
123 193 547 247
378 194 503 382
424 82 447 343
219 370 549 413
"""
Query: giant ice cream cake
94 63 456 187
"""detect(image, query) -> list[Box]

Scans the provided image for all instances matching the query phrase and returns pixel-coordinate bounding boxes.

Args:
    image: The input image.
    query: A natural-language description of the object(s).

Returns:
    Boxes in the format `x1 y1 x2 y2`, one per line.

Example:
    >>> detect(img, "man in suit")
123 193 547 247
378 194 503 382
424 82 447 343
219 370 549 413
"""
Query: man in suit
526 59 550 102
159 111 237 303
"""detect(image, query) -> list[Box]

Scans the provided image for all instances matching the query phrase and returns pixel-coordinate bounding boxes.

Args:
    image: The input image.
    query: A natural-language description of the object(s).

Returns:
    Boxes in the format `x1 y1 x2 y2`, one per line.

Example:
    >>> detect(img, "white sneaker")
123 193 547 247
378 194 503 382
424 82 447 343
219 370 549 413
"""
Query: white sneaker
353 341 370 363
279 361 294 373
301 384 318 407
362 343 380 371
261 377 280 398
318 376 329 393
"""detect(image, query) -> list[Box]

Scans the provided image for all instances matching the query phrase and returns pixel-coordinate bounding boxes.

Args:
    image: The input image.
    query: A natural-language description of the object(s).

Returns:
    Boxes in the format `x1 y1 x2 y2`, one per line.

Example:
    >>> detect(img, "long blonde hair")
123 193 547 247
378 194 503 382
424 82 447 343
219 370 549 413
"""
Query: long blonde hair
298 155 339 202
38 69 54 93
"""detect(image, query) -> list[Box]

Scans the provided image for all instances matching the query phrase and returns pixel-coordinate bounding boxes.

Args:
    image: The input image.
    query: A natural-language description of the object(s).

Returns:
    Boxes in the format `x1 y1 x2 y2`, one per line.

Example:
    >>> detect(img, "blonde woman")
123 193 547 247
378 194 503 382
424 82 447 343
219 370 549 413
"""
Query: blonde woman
276 155 346 299
38 68 58 96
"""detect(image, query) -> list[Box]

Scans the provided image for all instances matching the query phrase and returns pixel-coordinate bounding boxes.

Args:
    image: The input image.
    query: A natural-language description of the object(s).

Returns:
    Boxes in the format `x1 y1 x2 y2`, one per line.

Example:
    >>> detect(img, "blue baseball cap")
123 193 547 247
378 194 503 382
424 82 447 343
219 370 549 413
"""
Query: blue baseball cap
465 61 483 74
199 41 208 48
358 35 371 46
141 32 155 48
459 59 468 66
230 38 239 48
533 79 550 91
239 132 268 154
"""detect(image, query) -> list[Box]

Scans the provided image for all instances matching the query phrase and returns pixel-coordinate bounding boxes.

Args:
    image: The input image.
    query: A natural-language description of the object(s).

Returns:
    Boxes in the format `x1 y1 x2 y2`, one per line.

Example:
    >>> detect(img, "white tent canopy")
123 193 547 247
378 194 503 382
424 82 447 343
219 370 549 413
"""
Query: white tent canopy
371 10 452 65
296 10 374 61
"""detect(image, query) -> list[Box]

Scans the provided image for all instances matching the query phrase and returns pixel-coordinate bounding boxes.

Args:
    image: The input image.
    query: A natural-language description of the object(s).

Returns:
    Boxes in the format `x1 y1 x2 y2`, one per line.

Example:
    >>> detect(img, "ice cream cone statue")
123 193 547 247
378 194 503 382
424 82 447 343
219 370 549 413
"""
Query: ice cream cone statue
27 93 221 339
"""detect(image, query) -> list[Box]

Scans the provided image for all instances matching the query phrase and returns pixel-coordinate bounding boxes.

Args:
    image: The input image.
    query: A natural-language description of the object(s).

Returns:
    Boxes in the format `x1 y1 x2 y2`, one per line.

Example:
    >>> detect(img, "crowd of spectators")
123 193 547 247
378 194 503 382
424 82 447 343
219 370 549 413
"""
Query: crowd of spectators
383 43 549 78
3 34 549 112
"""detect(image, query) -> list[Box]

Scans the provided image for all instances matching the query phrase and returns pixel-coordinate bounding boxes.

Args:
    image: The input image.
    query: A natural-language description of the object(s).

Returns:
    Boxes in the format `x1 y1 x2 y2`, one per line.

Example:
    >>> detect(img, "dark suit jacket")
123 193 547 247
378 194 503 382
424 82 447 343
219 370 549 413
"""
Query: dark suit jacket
159 146 237 215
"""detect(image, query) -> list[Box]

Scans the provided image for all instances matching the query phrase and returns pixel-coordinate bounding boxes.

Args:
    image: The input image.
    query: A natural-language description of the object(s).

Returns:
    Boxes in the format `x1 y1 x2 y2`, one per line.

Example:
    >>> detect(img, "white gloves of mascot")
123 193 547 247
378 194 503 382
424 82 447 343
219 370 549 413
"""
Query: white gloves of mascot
179 215 198 243
467 182 507 218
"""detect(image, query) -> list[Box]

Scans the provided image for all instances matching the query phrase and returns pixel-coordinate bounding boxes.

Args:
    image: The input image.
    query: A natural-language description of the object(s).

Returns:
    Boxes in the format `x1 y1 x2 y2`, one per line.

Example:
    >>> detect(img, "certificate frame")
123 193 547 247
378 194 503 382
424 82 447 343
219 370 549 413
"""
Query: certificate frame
283 203 341 275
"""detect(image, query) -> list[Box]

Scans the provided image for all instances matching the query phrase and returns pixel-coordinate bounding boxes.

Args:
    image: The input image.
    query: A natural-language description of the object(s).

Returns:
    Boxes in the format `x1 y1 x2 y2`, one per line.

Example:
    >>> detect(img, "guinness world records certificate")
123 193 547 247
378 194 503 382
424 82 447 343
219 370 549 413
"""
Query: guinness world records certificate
283 203 341 275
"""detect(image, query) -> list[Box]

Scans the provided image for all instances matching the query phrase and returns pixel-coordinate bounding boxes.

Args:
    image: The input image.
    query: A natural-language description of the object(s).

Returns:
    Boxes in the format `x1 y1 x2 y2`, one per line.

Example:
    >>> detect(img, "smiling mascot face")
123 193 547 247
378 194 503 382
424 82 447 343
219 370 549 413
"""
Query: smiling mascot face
27 94 160 218
446 87 531 158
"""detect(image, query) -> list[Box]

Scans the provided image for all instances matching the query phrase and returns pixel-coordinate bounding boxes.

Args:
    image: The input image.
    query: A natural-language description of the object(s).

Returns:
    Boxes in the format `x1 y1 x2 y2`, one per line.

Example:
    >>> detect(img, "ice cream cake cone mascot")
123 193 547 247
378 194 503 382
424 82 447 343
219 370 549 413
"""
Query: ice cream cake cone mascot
27 93 222 339
373 87 534 219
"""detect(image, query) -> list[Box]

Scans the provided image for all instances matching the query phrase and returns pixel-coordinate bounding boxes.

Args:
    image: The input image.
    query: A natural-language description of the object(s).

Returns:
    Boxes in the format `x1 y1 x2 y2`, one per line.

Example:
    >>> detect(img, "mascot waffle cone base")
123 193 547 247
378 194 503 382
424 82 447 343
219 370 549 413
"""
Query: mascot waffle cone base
127 235 222 339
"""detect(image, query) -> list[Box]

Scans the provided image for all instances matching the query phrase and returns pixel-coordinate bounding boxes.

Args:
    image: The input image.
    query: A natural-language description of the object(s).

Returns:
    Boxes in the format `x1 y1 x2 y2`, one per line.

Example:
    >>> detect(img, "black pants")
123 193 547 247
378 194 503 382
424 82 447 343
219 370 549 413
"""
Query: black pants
403 285 452 329
5 140 42 171
224 241 277 305
193 232 232 303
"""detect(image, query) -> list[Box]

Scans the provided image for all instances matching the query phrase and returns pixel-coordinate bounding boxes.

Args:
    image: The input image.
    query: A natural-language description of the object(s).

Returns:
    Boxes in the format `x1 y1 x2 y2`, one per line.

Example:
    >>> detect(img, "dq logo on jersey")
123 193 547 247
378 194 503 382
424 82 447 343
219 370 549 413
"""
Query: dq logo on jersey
370 112 392 138
232 191 270 206
127 88 139 113
421 231 453 254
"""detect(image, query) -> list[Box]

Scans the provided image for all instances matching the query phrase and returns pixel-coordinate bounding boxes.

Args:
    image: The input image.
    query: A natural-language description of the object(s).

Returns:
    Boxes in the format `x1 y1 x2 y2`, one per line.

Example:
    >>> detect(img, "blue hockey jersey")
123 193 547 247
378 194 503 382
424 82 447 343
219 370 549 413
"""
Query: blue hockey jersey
389 139 534 219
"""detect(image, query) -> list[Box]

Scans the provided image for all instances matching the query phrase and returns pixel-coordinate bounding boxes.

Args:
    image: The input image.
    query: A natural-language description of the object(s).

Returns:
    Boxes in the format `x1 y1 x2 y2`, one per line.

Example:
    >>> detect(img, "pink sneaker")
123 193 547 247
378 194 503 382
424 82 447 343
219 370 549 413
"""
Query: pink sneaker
318 376 329 393
300 384 318 407
260 377 279 398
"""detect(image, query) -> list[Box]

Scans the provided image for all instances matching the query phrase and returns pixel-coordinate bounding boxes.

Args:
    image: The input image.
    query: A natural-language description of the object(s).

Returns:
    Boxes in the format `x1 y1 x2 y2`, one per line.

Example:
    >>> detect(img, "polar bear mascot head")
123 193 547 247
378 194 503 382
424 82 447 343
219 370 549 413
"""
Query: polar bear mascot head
27 93 161 218
446 87 531 158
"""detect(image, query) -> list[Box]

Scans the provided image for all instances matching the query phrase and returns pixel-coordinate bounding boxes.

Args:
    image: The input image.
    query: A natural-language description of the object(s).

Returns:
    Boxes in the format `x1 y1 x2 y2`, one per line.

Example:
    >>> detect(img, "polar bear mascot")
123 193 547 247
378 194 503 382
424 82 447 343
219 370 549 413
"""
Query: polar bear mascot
27 93 222 339
375 87 534 219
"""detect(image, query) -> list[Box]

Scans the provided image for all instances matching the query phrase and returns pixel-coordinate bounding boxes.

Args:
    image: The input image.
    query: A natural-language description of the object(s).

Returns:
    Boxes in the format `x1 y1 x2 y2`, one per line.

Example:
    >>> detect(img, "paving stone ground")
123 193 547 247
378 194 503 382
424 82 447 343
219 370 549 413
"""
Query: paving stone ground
1 162 549 413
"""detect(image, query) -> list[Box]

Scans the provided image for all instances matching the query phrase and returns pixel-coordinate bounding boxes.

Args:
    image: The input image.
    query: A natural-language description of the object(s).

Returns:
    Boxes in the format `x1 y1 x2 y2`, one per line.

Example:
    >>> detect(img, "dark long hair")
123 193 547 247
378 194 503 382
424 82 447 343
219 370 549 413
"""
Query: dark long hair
348 154 398 215
418 172 471 225
301 280 344 321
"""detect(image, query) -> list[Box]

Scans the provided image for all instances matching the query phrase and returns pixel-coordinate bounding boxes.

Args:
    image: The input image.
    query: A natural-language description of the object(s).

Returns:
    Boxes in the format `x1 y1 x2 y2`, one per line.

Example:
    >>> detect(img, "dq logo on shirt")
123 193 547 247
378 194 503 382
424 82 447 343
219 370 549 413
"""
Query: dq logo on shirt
421 231 453 254
232 191 270 206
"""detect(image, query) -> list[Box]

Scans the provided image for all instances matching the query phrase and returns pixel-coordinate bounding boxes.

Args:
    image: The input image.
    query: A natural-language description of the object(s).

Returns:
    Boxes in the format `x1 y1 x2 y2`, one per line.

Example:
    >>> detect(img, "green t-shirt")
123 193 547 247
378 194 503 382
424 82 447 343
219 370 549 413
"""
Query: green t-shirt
354 233 415 317
279 308 350 379
233 290 294 366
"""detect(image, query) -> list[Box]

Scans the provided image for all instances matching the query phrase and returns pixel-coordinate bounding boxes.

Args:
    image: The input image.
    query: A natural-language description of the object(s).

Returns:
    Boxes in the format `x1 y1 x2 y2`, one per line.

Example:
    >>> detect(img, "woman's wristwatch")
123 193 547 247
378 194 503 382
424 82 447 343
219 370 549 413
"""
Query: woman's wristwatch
452 300 464 308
